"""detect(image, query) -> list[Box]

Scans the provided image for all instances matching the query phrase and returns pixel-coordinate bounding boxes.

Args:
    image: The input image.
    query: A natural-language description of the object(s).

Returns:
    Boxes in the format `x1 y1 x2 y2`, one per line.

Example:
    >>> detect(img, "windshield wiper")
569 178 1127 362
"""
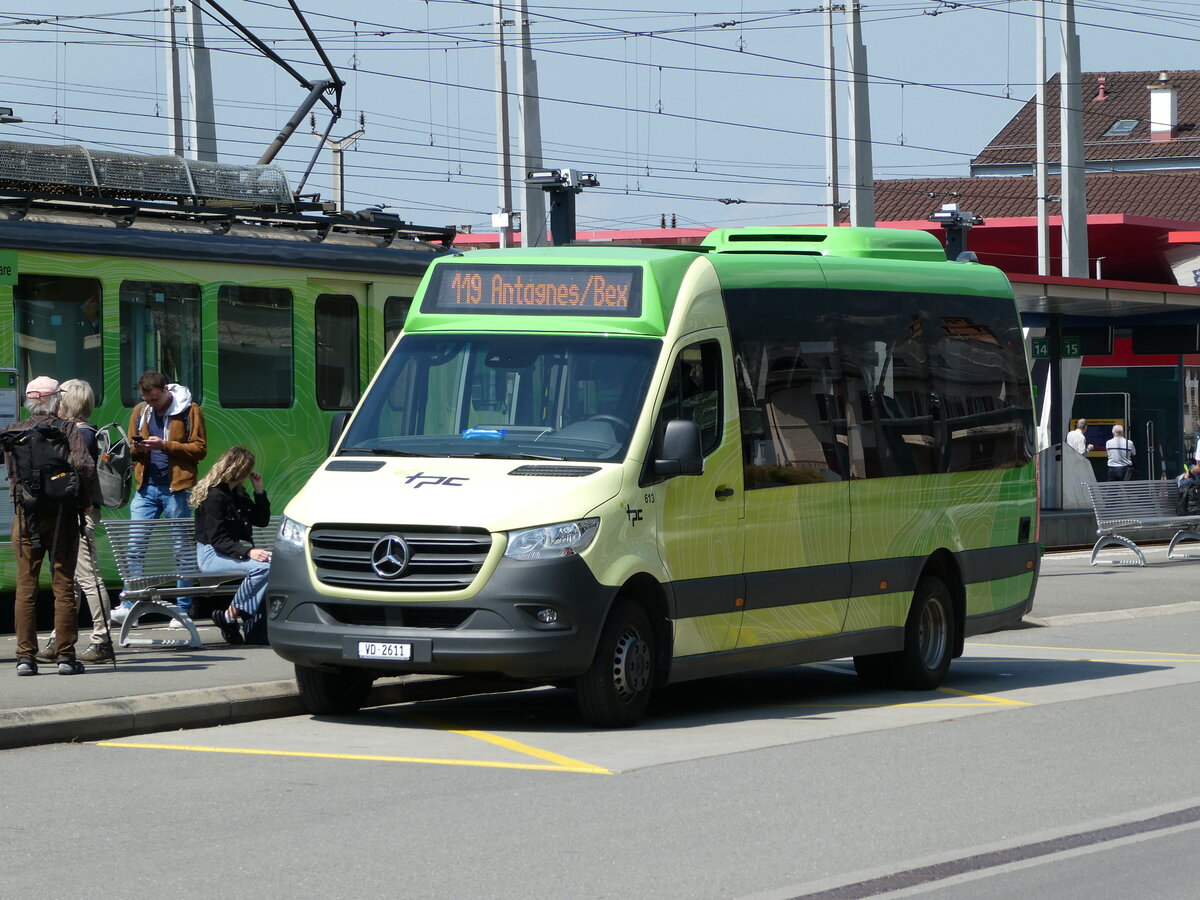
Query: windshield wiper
461 451 568 461
338 446 423 457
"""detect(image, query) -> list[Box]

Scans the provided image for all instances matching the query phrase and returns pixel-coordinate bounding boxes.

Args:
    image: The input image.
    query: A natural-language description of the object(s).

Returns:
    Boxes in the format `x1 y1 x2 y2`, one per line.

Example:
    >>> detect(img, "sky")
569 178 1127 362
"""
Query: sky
0 1 1196 234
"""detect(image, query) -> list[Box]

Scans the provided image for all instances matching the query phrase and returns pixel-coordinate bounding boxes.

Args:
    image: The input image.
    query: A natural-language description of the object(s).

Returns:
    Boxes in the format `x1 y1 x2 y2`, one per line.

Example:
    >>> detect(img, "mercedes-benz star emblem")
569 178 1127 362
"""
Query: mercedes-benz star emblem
370 535 410 579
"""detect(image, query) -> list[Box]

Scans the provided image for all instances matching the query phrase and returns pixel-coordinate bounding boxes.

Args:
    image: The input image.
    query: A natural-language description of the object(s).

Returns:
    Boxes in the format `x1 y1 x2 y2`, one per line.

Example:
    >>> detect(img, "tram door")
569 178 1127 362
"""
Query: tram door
311 281 368 411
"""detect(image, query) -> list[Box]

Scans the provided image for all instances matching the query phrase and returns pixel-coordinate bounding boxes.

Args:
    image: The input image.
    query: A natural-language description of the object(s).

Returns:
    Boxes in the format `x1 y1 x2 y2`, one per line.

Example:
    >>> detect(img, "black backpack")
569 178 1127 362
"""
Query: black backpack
0 418 81 512
1179 478 1200 516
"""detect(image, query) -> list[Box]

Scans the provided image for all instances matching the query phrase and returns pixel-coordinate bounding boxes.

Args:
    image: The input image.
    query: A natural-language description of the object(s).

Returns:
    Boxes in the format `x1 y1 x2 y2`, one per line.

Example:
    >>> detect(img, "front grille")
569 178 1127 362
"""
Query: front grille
321 603 472 628
310 524 493 592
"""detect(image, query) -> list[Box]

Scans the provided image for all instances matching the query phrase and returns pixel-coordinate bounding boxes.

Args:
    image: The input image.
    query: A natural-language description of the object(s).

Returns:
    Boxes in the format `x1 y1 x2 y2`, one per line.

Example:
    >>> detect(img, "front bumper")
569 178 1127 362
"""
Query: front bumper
265 539 617 680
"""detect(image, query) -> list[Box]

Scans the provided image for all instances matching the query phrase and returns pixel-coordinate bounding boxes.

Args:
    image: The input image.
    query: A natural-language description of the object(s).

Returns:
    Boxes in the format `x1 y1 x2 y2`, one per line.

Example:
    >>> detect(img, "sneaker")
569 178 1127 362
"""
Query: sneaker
110 604 130 625
16 658 37 676
211 609 244 645
35 637 57 662
167 618 191 630
79 642 115 663
56 658 85 676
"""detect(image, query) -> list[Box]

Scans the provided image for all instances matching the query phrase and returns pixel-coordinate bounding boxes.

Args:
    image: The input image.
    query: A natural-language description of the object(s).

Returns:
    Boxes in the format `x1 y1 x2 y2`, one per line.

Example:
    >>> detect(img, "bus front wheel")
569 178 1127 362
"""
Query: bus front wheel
576 599 655 728
295 664 375 716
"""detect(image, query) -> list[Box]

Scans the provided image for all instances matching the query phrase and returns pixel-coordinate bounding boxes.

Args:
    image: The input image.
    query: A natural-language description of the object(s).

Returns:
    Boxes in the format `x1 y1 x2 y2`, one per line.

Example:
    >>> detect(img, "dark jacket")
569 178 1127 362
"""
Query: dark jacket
194 483 270 559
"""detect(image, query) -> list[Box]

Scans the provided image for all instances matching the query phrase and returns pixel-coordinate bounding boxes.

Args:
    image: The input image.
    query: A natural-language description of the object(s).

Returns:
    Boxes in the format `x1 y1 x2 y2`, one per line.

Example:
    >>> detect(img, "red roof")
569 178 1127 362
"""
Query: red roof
972 70 1200 169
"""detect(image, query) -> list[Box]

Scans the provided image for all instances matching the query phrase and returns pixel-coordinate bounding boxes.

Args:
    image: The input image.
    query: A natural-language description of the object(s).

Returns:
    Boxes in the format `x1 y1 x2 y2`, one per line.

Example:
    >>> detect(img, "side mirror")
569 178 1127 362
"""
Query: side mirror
653 419 704 477
328 412 351 456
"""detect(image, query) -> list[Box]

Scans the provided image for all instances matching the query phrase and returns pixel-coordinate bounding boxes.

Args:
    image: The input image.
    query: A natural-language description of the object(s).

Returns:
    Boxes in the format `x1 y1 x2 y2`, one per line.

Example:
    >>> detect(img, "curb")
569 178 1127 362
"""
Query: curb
0 673 514 750
1023 599 1200 629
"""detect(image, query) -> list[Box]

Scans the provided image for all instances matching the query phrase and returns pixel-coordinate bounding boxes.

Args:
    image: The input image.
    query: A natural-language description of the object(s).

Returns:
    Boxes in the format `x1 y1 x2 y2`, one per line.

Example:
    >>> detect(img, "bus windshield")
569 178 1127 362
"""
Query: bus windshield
340 333 662 462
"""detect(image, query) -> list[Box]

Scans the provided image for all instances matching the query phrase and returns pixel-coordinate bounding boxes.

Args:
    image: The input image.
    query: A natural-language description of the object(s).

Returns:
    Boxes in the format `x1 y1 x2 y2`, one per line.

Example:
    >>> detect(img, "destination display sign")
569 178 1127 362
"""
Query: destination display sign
423 265 642 317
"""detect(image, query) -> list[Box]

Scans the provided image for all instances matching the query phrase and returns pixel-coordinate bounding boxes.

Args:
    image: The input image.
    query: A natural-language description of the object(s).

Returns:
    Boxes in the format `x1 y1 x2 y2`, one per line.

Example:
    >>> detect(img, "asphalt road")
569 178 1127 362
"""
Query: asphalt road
3 609 1197 899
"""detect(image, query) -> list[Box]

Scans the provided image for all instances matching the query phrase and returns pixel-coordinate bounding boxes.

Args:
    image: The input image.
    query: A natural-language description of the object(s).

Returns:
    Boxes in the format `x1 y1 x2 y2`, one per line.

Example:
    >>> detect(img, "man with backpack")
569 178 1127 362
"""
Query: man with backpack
1 376 96 676
112 371 207 625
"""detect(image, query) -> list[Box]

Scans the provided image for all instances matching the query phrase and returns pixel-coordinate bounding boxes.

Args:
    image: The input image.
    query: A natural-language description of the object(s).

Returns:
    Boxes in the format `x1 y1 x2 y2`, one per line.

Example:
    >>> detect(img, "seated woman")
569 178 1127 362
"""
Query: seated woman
190 446 272 645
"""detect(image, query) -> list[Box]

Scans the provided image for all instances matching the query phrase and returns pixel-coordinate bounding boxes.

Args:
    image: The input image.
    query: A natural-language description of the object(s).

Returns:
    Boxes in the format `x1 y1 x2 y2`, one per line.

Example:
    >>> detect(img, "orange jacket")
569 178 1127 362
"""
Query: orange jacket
128 401 207 493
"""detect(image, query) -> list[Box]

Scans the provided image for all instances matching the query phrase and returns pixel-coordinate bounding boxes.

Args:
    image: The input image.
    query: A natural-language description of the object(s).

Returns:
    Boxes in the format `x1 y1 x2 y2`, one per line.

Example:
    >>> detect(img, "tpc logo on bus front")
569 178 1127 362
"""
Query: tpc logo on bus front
399 470 470 489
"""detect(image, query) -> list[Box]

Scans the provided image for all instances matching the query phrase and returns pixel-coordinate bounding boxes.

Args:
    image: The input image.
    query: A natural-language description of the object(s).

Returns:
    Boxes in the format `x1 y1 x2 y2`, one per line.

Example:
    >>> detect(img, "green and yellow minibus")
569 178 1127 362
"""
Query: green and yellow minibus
268 226 1040 726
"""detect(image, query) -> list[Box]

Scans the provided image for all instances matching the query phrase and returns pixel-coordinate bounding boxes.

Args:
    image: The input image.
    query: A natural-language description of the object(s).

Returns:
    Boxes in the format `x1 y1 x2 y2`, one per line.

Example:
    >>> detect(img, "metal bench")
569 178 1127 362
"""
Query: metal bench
1082 480 1200 566
100 516 281 648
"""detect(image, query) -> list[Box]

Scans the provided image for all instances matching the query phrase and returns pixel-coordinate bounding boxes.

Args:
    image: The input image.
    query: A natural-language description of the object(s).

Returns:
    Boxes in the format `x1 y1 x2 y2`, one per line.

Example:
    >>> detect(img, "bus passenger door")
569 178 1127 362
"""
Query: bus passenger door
656 337 747 657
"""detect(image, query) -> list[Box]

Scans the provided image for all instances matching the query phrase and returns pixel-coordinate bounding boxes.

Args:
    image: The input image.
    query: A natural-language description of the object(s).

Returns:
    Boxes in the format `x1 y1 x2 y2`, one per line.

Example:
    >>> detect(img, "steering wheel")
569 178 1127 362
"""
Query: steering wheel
584 414 631 437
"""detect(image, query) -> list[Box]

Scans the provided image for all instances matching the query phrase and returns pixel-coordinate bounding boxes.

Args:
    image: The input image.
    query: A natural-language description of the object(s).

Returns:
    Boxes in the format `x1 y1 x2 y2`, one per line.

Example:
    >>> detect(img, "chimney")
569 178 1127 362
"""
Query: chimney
1094 75 1108 102
1147 71 1177 142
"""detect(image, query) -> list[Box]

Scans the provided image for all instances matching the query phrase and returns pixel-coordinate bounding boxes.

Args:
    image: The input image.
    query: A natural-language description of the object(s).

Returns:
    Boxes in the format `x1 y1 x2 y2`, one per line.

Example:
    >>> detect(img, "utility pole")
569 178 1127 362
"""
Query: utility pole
824 4 840 226
516 0 547 247
163 2 185 156
1035 0 1050 275
493 1 514 248
312 120 365 211
185 1 218 160
1059 0 1088 277
846 2 875 226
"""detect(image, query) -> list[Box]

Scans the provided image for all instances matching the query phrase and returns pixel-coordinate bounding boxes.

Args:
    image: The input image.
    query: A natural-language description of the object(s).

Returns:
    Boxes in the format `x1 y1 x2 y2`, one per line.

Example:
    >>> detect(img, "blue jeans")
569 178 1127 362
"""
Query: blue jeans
126 483 194 613
196 543 270 644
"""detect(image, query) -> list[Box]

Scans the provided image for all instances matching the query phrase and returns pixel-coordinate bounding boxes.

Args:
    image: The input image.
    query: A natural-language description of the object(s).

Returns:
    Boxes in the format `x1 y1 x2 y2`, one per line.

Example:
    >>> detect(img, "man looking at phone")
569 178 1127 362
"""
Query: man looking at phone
112 371 207 624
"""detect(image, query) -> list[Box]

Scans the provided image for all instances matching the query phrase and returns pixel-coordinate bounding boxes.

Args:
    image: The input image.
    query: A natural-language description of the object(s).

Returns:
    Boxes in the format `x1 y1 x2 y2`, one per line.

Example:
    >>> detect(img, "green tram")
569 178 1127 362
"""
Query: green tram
268 226 1040 726
0 141 456 590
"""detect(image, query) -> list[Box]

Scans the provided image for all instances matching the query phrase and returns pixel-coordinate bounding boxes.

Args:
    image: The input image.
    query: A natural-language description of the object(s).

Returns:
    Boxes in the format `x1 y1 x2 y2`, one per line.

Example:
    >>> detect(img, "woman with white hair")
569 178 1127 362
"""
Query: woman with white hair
36 378 115 664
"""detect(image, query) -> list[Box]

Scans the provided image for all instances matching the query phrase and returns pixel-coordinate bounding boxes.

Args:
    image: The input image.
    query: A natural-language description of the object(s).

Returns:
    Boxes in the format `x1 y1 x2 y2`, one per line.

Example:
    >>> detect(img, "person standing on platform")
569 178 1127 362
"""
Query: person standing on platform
114 371 207 626
2 376 95 676
35 379 115 664
1106 424 1136 482
1066 418 1093 455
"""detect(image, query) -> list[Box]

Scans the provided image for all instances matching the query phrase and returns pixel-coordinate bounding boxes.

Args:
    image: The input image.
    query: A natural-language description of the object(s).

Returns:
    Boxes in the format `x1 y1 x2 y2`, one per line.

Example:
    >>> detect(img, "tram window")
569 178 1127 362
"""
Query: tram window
119 281 202 405
315 294 360 410
217 285 293 408
384 296 413 350
13 275 103 399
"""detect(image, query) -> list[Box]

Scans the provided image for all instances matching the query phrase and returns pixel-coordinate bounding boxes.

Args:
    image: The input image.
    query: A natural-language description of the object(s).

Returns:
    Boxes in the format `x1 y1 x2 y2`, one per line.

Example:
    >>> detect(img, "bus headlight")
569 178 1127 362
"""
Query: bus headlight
505 518 599 561
277 516 308 549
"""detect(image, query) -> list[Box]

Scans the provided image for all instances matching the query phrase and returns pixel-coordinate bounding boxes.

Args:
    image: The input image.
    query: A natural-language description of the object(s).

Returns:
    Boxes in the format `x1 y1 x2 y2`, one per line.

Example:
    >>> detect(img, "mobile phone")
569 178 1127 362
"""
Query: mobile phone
131 435 144 442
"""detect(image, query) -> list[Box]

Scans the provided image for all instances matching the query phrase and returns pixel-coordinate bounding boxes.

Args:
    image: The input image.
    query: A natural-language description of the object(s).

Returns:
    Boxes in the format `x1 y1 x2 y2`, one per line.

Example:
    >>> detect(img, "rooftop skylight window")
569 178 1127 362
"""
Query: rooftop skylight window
1103 119 1139 137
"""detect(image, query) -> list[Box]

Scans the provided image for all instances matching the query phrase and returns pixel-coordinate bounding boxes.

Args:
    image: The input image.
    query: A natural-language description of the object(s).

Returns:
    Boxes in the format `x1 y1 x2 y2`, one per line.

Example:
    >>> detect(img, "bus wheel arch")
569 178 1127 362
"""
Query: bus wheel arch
575 578 665 728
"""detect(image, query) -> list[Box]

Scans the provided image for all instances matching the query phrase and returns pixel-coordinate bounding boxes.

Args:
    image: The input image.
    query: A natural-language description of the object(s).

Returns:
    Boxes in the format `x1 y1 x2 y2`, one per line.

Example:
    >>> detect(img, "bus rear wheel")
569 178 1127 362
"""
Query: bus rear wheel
576 599 655 728
295 664 375 716
853 575 955 690
893 576 954 690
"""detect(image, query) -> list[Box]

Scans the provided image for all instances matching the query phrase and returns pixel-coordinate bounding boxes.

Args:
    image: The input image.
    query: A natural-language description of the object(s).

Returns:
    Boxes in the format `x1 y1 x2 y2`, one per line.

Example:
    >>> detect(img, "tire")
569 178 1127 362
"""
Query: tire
893 575 955 690
852 652 893 688
576 599 656 728
295 664 375 716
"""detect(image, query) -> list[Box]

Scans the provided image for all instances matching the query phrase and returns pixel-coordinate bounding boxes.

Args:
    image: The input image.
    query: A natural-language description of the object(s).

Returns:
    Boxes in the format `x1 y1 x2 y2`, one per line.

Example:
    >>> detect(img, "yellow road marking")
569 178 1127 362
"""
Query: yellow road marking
936 686 1028 706
96 741 610 774
443 726 609 771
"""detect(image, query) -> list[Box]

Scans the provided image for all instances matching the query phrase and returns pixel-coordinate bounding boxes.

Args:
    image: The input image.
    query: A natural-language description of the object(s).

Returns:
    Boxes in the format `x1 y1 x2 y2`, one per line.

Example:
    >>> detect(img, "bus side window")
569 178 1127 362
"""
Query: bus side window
658 342 722 456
